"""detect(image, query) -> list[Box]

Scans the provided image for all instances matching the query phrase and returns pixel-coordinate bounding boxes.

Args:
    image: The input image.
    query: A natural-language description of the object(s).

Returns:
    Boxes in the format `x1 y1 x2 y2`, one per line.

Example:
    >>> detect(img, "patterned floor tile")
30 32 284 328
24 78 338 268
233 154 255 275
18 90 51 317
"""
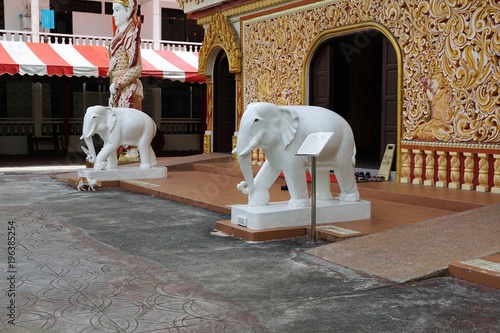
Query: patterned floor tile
0 206 267 333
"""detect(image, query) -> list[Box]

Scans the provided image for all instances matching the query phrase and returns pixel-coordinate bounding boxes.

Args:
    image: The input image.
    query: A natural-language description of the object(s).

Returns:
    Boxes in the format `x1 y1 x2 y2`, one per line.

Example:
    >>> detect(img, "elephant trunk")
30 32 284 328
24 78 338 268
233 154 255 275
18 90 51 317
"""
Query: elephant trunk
81 136 96 164
233 130 264 194
238 131 264 156
236 150 254 194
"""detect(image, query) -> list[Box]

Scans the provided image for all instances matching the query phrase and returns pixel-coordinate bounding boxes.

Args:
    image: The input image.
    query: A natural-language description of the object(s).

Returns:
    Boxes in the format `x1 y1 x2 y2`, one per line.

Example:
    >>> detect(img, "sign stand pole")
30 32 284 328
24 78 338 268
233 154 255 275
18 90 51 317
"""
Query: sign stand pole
310 156 317 243
296 132 334 243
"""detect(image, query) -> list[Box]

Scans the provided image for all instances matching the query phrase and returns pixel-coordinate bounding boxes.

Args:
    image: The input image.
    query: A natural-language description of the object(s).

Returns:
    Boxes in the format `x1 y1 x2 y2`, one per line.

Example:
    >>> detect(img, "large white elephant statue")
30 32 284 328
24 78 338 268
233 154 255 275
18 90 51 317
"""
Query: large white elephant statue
232 102 359 207
80 105 157 170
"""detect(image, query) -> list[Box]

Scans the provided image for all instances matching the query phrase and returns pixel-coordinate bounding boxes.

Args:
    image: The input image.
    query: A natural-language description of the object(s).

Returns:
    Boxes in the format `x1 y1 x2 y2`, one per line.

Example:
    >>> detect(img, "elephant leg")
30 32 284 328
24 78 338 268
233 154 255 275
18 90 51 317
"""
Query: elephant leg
316 167 333 200
95 144 117 170
107 150 118 170
138 144 152 169
149 147 157 166
284 167 310 207
249 160 280 206
333 158 359 202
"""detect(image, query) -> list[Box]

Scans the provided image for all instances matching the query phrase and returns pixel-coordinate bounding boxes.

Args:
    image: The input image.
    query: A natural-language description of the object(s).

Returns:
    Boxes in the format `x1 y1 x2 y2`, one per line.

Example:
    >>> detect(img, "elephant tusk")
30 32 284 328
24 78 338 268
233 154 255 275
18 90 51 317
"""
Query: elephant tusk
238 131 264 156
238 141 259 156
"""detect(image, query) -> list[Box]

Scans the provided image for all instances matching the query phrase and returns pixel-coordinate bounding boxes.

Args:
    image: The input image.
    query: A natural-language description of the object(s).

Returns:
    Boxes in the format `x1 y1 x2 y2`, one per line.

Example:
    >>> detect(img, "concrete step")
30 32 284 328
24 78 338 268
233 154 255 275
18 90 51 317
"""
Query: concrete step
448 254 500 289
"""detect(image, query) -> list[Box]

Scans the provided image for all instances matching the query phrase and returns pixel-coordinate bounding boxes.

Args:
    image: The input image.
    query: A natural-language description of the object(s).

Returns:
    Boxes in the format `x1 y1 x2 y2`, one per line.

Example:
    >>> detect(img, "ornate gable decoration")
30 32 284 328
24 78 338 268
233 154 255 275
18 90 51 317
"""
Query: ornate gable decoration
176 0 205 10
198 12 242 74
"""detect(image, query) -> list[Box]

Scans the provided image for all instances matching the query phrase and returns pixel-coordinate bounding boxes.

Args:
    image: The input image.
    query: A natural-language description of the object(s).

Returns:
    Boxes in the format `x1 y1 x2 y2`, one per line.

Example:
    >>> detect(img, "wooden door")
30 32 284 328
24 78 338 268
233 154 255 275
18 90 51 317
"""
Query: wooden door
213 52 235 153
310 31 397 167
310 43 331 109
380 38 398 163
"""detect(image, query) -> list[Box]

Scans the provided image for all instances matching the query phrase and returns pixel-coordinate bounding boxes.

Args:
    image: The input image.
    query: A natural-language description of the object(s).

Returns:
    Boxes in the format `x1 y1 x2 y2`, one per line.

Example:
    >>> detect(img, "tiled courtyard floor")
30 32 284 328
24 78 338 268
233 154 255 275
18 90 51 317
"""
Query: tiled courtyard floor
0 153 499 332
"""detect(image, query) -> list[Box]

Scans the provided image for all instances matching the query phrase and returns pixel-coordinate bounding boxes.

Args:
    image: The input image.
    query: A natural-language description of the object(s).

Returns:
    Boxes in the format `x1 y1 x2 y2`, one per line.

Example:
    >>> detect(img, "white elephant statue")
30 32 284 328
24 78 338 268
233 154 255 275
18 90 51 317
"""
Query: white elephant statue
232 102 359 207
80 105 157 171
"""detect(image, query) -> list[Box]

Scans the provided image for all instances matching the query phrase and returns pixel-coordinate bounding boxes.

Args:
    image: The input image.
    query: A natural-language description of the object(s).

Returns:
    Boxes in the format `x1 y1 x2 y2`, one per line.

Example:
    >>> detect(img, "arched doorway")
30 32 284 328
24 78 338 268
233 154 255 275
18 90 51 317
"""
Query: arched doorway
213 51 236 153
309 30 397 169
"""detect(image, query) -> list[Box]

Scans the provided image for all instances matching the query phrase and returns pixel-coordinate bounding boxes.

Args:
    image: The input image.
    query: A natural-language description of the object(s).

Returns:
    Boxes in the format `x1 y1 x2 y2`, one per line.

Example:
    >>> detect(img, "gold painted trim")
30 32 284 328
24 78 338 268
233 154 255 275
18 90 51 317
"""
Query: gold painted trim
242 0 343 26
401 140 500 151
198 12 242 75
203 133 211 154
302 21 404 180
197 0 290 25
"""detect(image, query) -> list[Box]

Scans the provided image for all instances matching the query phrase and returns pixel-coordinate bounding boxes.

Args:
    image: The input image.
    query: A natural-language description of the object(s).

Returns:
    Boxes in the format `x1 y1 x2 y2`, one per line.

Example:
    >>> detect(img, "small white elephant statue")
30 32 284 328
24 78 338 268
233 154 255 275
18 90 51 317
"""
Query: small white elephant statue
232 102 359 207
80 105 157 170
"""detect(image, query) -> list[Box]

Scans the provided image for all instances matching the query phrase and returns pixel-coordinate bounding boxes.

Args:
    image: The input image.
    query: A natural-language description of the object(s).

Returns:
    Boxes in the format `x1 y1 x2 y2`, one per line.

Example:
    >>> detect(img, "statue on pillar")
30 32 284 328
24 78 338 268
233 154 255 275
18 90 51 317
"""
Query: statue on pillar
109 0 143 160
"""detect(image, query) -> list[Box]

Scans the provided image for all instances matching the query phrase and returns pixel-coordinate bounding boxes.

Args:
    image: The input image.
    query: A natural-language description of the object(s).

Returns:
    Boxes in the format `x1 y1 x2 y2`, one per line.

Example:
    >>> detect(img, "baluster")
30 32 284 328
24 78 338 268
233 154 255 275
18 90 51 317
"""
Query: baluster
476 153 489 192
400 148 411 183
435 151 448 188
258 148 265 165
492 154 500 194
461 152 474 190
424 150 435 186
412 149 423 185
449 152 461 189
252 148 259 165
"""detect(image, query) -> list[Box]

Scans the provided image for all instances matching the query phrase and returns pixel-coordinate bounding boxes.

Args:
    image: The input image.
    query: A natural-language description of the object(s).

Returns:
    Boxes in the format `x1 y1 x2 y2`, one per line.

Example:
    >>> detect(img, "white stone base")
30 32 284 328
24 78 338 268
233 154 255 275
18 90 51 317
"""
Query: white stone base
230 199 371 230
78 166 167 181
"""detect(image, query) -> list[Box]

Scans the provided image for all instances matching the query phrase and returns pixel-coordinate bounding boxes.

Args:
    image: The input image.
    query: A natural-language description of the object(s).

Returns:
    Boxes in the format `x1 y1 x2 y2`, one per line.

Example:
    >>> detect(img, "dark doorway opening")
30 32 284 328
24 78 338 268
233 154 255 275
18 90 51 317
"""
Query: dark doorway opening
310 30 397 169
213 51 236 153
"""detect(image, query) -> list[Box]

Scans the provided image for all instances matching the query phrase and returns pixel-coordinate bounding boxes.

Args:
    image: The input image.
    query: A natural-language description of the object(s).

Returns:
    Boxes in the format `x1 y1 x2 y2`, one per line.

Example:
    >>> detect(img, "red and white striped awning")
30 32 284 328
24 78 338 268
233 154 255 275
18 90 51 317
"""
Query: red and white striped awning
0 41 204 83
141 49 204 83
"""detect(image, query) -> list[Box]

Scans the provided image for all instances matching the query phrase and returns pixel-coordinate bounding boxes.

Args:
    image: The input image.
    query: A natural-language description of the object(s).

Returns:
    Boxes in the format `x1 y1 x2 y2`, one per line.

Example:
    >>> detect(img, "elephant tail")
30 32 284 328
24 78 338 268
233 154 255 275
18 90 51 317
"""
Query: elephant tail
352 145 357 167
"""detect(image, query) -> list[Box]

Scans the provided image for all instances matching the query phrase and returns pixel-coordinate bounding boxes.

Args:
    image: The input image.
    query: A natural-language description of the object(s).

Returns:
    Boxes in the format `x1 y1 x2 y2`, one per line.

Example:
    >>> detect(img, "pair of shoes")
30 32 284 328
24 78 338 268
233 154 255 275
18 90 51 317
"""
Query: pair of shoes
356 172 384 182
355 172 368 182
281 184 288 191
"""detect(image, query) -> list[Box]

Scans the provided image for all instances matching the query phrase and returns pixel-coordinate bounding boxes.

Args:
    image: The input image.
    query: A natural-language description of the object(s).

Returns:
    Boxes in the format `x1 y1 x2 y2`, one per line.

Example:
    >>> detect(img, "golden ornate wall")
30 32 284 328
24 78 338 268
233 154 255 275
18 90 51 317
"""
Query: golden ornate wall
242 0 500 145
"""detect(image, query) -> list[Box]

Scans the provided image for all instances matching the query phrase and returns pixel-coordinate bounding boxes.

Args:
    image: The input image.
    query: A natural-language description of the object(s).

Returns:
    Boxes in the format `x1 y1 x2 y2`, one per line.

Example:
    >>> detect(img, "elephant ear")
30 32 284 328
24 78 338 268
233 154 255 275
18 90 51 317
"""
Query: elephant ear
276 106 299 149
106 107 117 133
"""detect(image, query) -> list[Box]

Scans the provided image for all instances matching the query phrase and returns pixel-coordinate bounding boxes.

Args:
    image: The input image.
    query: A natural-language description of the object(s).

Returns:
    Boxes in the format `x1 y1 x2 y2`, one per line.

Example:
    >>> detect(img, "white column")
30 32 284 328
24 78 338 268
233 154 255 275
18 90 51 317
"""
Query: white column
31 0 40 42
152 0 162 49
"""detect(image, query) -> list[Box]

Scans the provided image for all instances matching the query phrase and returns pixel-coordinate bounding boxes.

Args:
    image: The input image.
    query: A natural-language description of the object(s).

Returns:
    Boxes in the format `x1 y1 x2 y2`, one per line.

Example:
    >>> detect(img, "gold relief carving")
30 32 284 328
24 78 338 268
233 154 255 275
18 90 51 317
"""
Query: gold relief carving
197 0 290 25
412 67 454 141
232 135 238 161
242 0 500 144
176 0 205 10
236 72 243 130
206 76 213 131
199 12 241 75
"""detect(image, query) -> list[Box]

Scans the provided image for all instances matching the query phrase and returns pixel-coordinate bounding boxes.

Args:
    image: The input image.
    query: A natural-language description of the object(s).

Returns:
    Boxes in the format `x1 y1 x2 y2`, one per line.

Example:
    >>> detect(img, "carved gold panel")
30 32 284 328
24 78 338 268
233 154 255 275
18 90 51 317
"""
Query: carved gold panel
242 0 500 144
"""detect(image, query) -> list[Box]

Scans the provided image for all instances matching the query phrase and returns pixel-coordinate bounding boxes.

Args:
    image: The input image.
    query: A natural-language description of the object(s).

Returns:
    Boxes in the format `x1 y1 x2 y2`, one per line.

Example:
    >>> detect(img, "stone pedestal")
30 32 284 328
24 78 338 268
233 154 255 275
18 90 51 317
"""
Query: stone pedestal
230 199 371 230
78 166 167 181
